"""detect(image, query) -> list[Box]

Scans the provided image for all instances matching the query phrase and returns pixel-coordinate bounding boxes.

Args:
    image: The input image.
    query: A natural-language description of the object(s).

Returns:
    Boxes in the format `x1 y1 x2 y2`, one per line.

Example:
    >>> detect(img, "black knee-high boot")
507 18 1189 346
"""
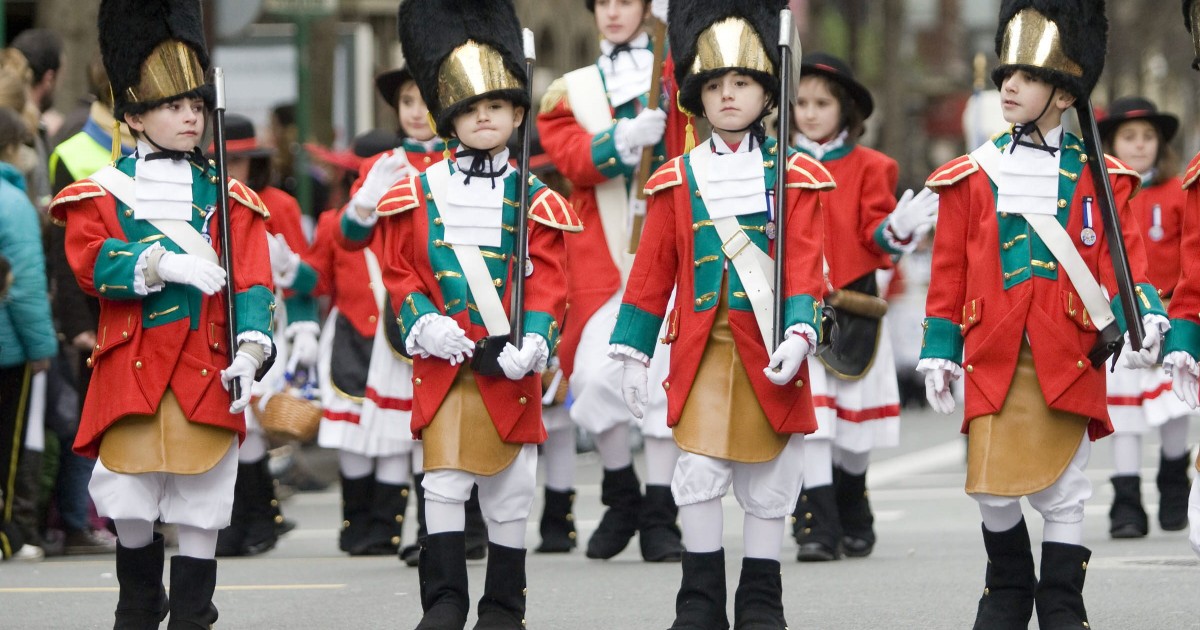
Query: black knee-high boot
114 534 169 630
215 465 249 557
464 485 488 561
339 473 375 554
360 481 409 555
835 467 876 557
535 488 577 553
1034 542 1091 630
401 473 427 566
473 543 527 629
732 557 786 629
640 485 683 562
242 458 282 556
415 532 470 630
794 485 841 561
587 465 642 560
971 519 1036 630
668 549 729 630
1108 475 1148 538
166 556 218 630
1156 451 1191 531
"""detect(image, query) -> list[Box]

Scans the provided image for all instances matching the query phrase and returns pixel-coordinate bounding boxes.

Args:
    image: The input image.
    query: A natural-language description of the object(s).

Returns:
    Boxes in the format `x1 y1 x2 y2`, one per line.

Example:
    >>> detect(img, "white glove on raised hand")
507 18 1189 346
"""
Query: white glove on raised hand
615 108 667 157
924 368 957 415
887 188 939 240
412 314 474 365
651 0 669 23
352 151 412 216
267 233 299 286
1164 351 1200 409
1122 316 1167 370
764 334 811 385
157 251 227 295
620 356 649 419
221 350 259 414
289 330 320 369
497 335 548 381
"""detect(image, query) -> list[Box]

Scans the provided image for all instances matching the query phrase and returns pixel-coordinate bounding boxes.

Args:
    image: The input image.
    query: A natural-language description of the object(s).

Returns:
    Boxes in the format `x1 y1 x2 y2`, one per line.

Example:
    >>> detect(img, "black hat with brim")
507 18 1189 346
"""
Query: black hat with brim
1097 97 1180 144
375 67 414 111
800 53 874 119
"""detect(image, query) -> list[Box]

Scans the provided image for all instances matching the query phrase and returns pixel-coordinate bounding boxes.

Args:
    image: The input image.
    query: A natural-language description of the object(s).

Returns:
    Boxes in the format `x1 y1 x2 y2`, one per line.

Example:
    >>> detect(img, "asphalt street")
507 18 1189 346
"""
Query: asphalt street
2 407 1197 629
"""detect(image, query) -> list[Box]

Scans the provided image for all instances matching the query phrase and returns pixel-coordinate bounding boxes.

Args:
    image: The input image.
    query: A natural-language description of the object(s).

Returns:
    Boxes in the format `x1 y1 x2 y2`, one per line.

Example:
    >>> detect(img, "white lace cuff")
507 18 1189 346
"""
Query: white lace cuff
785 323 819 355
406 312 442 358
1163 351 1197 378
237 330 274 362
525 333 550 373
608 343 651 366
345 199 379 227
916 357 962 379
1144 314 1171 335
135 243 168 296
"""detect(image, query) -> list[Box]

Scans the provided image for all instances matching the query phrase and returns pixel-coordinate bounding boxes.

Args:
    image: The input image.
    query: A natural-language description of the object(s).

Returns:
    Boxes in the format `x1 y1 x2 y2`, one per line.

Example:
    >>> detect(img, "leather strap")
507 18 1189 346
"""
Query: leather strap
565 65 632 275
90 165 219 264
426 164 512 337
689 143 776 348
971 143 1115 331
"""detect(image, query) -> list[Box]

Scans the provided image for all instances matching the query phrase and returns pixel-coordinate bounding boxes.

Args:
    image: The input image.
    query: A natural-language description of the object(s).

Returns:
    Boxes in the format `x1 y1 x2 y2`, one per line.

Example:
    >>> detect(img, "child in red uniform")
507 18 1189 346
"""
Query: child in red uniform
789 52 939 562
1096 97 1192 538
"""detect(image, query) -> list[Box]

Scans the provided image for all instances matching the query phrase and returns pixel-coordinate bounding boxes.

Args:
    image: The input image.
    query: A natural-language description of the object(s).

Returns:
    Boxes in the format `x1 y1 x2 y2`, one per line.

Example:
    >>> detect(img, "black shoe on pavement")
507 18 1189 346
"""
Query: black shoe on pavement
587 465 642 560
535 488 577 553
971 519 1036 630
1108 475 1148 538
1156 451 1191 531
640 485 682 562
794 485 841 562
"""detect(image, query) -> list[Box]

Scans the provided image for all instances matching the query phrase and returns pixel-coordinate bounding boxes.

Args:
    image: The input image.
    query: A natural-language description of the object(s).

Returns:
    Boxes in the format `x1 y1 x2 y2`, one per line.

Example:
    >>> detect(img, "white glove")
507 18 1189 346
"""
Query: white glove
1189 480 1200 558
651 0 669 23
1165 351 1200 409
412 314 474 365
887 188 939 240
221 350 258 414
267 233 299 286
157 251 226 295
620 356 649 419
764 334 811 386
497 334 547 381
352 151 412 216
615 108 667 156
924 368 957 415
1122 316 1166 370
289 330 320 370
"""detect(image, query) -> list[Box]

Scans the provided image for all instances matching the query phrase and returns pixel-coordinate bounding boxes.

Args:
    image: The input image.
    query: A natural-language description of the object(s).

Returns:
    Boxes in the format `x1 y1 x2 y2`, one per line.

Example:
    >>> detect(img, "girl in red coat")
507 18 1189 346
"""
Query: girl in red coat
788 52 939 562
1096 97 1192 539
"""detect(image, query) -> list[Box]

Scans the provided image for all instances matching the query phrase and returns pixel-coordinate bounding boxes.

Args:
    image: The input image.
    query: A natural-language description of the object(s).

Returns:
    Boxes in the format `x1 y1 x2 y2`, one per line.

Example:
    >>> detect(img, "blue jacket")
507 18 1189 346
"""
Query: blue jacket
0 162 57 367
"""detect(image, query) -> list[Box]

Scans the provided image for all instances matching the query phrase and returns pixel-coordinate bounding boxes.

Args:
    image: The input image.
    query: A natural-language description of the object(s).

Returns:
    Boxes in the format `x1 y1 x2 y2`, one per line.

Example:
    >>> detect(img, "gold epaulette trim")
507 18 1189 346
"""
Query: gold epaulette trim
1103 155 1139 179
785 153 836 190
540 78 569 113
228 179 269 218
926 156 979 189
644 157 684 195
529 188 583 233
49 181 108 213
376 176 423 216
1184 153 1200 190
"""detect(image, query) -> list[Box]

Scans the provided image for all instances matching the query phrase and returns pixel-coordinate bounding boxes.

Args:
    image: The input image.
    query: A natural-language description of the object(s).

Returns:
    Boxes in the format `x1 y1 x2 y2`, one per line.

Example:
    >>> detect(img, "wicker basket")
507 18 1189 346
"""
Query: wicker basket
259 391 322 442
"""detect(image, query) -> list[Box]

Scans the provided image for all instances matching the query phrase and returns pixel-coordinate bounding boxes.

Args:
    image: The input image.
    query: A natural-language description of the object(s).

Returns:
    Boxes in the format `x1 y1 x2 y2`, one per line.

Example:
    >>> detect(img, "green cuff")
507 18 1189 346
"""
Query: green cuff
399 291 440 343
919 316 964 363
94 238 153 300
284 294 319 324
872 221 906 256
592 125 630 180
523 310 560 353
1164 318 1200 361
784 294 823 343
290 261 318 295
340 209 374 244
610 303 664 358
235 285 276 337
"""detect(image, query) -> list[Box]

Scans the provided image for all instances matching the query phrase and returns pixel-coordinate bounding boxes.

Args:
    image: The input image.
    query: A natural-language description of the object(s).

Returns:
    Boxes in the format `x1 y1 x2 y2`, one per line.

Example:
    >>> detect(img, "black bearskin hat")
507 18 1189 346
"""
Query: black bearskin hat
669 0 785 117
1183 0 1200 69
99 0 213 121
992 0 1107 100
398 0 529 139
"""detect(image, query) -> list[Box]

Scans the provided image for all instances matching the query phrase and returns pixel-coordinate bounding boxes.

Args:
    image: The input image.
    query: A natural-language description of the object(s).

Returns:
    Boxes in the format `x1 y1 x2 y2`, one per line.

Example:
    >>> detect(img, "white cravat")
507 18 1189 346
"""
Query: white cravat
133 141 193 220
996 126 1063 217
705 133 767 220
598 33 654 107
792 129 848 161
441 148 510 248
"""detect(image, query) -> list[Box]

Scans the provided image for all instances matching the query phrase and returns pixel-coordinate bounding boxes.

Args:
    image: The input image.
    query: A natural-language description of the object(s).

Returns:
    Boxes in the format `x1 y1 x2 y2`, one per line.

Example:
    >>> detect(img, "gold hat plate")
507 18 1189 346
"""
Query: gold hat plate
999 9 1083 78
127 40 206 105
437 40 523 111
689 17 774 78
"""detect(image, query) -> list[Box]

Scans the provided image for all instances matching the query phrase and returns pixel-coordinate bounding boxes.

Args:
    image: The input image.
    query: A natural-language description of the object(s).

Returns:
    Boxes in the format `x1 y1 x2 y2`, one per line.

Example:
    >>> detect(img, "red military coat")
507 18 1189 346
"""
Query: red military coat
371 166 581 444
810 145 900 288
305 209 383 337
535 55 690 379
1164 156 1200 358
50 170 273 458
336 143 450 252
1128 176 1185 296
610 139 831 435
260 186 320 324
921 133 1165 439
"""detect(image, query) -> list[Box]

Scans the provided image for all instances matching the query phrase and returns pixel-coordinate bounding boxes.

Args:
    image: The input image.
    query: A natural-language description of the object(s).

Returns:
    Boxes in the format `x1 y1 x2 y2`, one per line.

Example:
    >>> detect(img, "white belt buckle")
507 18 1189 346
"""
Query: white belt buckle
721 229 752 261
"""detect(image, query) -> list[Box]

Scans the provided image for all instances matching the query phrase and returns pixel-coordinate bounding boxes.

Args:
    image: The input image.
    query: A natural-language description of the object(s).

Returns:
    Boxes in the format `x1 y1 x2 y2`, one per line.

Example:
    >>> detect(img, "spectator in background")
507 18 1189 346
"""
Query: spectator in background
269 103 330 216
0 105 58 562
0 49 43 207
7 31 63 212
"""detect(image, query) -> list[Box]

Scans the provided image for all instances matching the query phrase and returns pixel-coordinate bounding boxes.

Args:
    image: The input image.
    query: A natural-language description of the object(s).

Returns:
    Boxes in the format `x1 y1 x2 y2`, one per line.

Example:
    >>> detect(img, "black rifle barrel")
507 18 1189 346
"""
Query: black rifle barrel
1077 99 1144 353
212 68 240 400
772 10 795 352
510 30 537 349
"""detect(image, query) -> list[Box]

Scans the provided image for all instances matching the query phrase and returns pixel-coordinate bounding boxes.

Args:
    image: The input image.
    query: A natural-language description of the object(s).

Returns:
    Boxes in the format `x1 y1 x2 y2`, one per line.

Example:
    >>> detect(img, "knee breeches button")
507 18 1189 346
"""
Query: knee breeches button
392 536 401 544
342 520 350 528
395 515 404 523
401 488 410 497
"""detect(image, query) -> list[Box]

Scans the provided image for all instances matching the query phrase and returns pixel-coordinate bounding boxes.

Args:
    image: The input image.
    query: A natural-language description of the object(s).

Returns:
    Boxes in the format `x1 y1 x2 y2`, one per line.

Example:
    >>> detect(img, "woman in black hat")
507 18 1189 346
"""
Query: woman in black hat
1097 97 1192 540
789 52 938 563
